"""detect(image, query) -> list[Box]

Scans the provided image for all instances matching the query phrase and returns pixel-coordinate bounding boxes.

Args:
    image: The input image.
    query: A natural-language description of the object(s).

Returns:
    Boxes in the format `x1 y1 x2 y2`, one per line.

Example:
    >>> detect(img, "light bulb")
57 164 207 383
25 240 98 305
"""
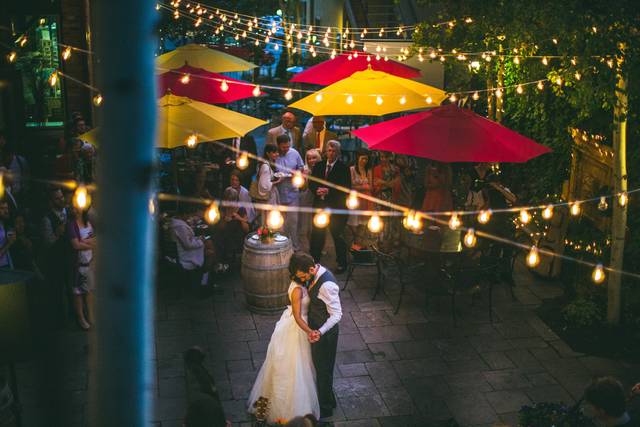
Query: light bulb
62 47 72 60
570 202 581 216
346 94 353 104
592 263 605 284
399 96 406 105
0 173 4 199
448 213 461 230
292 171 305 189
519 209 531 224
597 196 608 211
92 94 103 106
542 56 549 66
180 74 190 84
205 203 220 224
220 79 229 92
516 85 524 94
236 152 249 170
376 96 383 105
346 192 359 209
367 214 383 233
463 228 477 248
284 90 293 101
7 52 17 63
252 85 261 97
513 56 520 64
495 88 503 98
73 185 91 210
267 209 284 230
186 134 198 148
402 211 422 232
315 93 323 103
313 210 330 228
472 92 480 101
542 205 554 220
49 72 58 87
537 81 544 90
425 96 433 104
618 192 628 207
477 210 491 224
555 77 563 86
449 93 457 102
574 71 581 81
148 197 156 215
526 246 540 267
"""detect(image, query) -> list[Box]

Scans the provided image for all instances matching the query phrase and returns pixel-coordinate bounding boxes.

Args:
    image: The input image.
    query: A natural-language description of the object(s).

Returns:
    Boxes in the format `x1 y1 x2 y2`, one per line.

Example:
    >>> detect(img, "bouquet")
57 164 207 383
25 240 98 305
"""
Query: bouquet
257 226 276 244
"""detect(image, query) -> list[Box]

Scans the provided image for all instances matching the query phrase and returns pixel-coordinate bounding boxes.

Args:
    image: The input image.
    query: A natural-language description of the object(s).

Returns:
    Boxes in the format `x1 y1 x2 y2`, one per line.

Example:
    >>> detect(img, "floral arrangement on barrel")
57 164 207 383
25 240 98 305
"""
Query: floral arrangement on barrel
519 402 595 426
257 226 276 244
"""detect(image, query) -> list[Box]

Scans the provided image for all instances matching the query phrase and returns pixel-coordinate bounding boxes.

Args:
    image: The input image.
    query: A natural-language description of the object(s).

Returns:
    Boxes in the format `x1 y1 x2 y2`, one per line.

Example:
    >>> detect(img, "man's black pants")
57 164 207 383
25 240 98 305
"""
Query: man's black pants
310 213 348 268
311 324 339 413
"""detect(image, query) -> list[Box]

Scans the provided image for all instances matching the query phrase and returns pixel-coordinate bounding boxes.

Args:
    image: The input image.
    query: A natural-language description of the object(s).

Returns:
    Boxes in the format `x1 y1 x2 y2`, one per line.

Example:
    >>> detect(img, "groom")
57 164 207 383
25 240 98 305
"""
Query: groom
290 253 342 419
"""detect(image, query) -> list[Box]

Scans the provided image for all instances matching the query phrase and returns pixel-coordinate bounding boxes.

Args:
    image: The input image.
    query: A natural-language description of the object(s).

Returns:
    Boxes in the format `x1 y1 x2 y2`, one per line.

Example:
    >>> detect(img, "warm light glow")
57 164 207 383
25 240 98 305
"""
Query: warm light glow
592 263 605 284
236 152 249 170
555 77 563 86
513 56 520 65
495 88 503 98
526 246 540 267
205 203 220 224
516 85 524 94
73 185 91 210
187 134 198 148
220 79 229 92
519 209 531 224
252 85 261 97
448 213 461 230
470 60 480 69
284 89 293 101
7 52 17 63
49 72 58 87
346 192 359 209
618 192 628 207
292 171 305 189
267 209 284 230
541 56 549 66
376 96 383 105
149 197 156 215
472 92 480 101
597 196 608 211
402 211 422 232
0 173 4 199
537 81 544 90
19 37 27 47
449 94 457 102
574 71 581 81
477 210 491 224
313 210 330 228
92 94 103 106
346 94 354 104
570 202 581 216
399 96 406 105
180 74 190 84
425 96 433 104
542 205 554 220
62 47 72 60
463 228 477 248
367 214 383 233
315 93 323 103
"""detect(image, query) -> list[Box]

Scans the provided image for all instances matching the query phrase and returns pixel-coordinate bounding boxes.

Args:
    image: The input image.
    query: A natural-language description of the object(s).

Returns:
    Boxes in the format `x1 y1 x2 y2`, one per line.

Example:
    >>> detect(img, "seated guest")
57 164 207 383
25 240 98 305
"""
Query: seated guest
422 162 453 213
170 205 210 288
465 162 495 211
213 187 250 265
227 170 256 225
585 377 635 427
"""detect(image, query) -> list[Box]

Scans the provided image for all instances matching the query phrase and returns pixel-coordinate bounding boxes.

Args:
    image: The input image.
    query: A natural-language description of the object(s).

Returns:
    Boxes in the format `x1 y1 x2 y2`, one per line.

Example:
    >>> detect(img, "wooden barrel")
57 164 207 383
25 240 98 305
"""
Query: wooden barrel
241 233 293 314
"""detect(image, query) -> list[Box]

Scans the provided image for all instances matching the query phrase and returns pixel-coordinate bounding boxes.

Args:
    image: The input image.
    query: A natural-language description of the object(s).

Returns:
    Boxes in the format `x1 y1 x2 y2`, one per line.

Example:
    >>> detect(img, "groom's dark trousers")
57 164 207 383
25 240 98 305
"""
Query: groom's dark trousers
311 324 339 412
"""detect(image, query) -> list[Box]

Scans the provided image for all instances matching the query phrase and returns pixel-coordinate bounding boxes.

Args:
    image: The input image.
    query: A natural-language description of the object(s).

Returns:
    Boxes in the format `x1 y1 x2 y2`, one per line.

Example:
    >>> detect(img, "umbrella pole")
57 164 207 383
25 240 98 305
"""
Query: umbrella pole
90 0 157 426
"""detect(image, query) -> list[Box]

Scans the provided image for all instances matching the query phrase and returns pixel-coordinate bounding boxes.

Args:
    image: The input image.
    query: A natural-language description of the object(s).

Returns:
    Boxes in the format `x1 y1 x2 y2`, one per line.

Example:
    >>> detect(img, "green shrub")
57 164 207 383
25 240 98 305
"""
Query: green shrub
563 297 603 328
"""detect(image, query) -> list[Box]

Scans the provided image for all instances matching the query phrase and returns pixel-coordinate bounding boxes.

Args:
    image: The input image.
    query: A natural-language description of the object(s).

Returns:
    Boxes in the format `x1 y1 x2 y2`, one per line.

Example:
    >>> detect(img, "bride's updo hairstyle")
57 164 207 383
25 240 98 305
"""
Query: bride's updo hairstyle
289 252 316 276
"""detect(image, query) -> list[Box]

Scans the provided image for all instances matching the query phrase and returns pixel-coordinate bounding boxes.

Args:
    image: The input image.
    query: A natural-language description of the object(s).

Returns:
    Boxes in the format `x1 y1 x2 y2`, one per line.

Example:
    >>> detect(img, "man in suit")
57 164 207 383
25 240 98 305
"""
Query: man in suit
266 110 302 152
223 135 258 190
309 140 351 273
303 116 338 156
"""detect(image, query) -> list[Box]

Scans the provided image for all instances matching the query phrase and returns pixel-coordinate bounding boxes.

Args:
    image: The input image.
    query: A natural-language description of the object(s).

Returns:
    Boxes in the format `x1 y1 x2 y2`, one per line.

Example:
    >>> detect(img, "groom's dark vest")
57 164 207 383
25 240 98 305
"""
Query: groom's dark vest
308 269 337 331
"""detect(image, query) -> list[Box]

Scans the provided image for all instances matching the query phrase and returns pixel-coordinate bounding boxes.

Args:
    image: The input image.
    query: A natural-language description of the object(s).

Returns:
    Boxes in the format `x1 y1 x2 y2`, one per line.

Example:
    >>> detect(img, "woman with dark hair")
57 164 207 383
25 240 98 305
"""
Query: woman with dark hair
251 144 283 223
67 204 96 330
347 149 373 248
213 187 250 265
421 161 454 213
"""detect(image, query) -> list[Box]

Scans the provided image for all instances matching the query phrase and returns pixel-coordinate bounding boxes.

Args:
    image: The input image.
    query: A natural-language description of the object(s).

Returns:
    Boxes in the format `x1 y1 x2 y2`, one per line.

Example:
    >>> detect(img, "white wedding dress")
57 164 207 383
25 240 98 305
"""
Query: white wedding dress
247 282 320 422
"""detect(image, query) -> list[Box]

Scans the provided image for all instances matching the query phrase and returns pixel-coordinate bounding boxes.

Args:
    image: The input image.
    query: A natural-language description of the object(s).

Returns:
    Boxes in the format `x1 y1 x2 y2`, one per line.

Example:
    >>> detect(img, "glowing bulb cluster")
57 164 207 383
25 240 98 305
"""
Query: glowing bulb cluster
526 246 540 267
292 171 305 189
463 228 477 248
205 202 220 224
313 210 330 228
367 214 383 233
346 192 359 210
519 209 531 224
267 209 284 230
236 152 249 170
73 185 91 210
402 211 422 232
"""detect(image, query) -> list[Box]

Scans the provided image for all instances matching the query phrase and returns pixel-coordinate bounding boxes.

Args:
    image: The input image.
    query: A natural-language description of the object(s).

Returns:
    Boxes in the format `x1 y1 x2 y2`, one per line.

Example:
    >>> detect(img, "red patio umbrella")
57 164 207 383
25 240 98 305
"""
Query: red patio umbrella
289 52 421 85
157 64 262 104
351 104 552 163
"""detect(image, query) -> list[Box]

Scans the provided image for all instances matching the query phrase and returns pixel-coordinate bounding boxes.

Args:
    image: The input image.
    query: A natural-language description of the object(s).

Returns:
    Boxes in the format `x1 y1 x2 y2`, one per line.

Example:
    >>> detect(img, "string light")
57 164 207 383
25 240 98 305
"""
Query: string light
516 85 524 94
292 170 305 189
402 210 422 232
425 96 433 104
0 172 4 199
574 71 582 80
526 246 540 267
284 89 293 101
542 205 554 220
570 202 581 216
252 85 261 97
477 210 491 224
513 56 520 64
73 185 91 210
463 228 477 248
315 93 323 103
537 81 544 90
367 214 383 233
149 197 156 215
519 209 531 224
448 213 461 230
376 95 383 105
541 56 549 66
597 196 608 211
62 47 72 60
399 96 406 105
346 94 354 104
313 210 330 228
592 263 605 284
449 93 457 102
205 202 220 224
220 79 229 92
495 88 503 98
472 92 480 101
618 192 628 207
7 52 17 63
49 71 58 87
236 152 249 170
346 191 359 209
180 74 190 84
187 134 198 148
267 209 284 230
92 94 103 106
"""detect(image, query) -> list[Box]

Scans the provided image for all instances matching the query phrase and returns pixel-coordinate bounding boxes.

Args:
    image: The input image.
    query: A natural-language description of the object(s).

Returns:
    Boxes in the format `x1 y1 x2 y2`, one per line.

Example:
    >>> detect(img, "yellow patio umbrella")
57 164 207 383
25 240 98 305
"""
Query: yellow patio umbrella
156 43 257 73
80 94 267 149
288 67 447 116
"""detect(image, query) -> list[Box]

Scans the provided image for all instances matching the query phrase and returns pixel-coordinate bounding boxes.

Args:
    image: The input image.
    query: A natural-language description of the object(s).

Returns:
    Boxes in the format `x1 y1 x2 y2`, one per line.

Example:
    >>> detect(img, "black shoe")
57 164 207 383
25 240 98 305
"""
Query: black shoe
335 266 347 274
319 408 333 419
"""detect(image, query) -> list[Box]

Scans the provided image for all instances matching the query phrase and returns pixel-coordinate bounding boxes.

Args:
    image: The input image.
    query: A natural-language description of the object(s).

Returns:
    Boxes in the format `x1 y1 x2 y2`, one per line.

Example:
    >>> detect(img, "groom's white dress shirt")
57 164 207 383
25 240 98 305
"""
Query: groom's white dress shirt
311 265 342 335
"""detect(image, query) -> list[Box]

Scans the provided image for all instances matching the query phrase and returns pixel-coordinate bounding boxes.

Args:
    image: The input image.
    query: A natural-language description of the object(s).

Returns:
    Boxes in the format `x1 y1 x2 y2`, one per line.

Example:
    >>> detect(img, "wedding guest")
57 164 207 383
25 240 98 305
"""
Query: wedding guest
302 116 338 155
585 377 635 427
55 137 82 181
169 205 210 289
67 204 96 330
347 149 373 249
422 162 454 213
0 200 15 269
11 212 39 274
465 162 495 211
392 155 416 208
225 136 257 189
252 145 282 223
372 152 397 203
298 149 322 253
266 110 302 152
213 187 250 265
309 141 351 273
2 143 29 201
227 171 256 225
275 134 304 250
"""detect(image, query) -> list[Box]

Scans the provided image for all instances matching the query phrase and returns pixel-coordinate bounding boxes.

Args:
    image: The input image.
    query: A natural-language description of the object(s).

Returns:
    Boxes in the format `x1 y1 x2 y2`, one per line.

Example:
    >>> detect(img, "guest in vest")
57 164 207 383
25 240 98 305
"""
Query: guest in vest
289 253 342 420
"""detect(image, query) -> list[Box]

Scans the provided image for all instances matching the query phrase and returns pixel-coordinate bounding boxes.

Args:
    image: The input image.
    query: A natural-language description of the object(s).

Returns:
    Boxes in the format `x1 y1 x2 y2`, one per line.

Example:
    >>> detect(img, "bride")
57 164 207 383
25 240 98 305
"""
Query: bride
247 278 320 422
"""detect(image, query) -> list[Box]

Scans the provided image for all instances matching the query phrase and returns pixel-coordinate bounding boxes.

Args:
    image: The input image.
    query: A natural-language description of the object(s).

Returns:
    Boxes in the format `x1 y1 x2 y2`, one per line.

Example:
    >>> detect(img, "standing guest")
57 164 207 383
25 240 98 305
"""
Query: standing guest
275 134 304 251
11 212 40 274
422 162 453 213
78 144 96 183
372 152 397 203
298 149 322 253
585 377 635 427
226 135 258 189
227 171 256 225
347 149 373 249
392 155 416 208
213 187 250 265
252 145 282 223
0 200 15 269
302 116 338 156
2 144 29 201
465 162 495 211
67 204 96 330
309 141 351 273
55 138 82 181
266 111 302 152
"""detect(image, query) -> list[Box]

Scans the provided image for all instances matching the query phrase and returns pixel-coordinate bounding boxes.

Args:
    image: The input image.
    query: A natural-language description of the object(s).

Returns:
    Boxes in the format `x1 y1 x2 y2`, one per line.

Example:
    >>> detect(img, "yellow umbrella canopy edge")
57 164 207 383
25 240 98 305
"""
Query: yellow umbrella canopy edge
288 68 446 116
156 44 257 73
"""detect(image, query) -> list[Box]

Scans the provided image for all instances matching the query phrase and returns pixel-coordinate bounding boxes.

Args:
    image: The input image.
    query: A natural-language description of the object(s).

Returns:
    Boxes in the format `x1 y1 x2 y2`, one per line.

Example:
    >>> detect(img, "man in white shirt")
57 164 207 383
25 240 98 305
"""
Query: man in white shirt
289 252 342 420
302 116 338 155
169 208 209 288
266 111 302 152
275 134 304 250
